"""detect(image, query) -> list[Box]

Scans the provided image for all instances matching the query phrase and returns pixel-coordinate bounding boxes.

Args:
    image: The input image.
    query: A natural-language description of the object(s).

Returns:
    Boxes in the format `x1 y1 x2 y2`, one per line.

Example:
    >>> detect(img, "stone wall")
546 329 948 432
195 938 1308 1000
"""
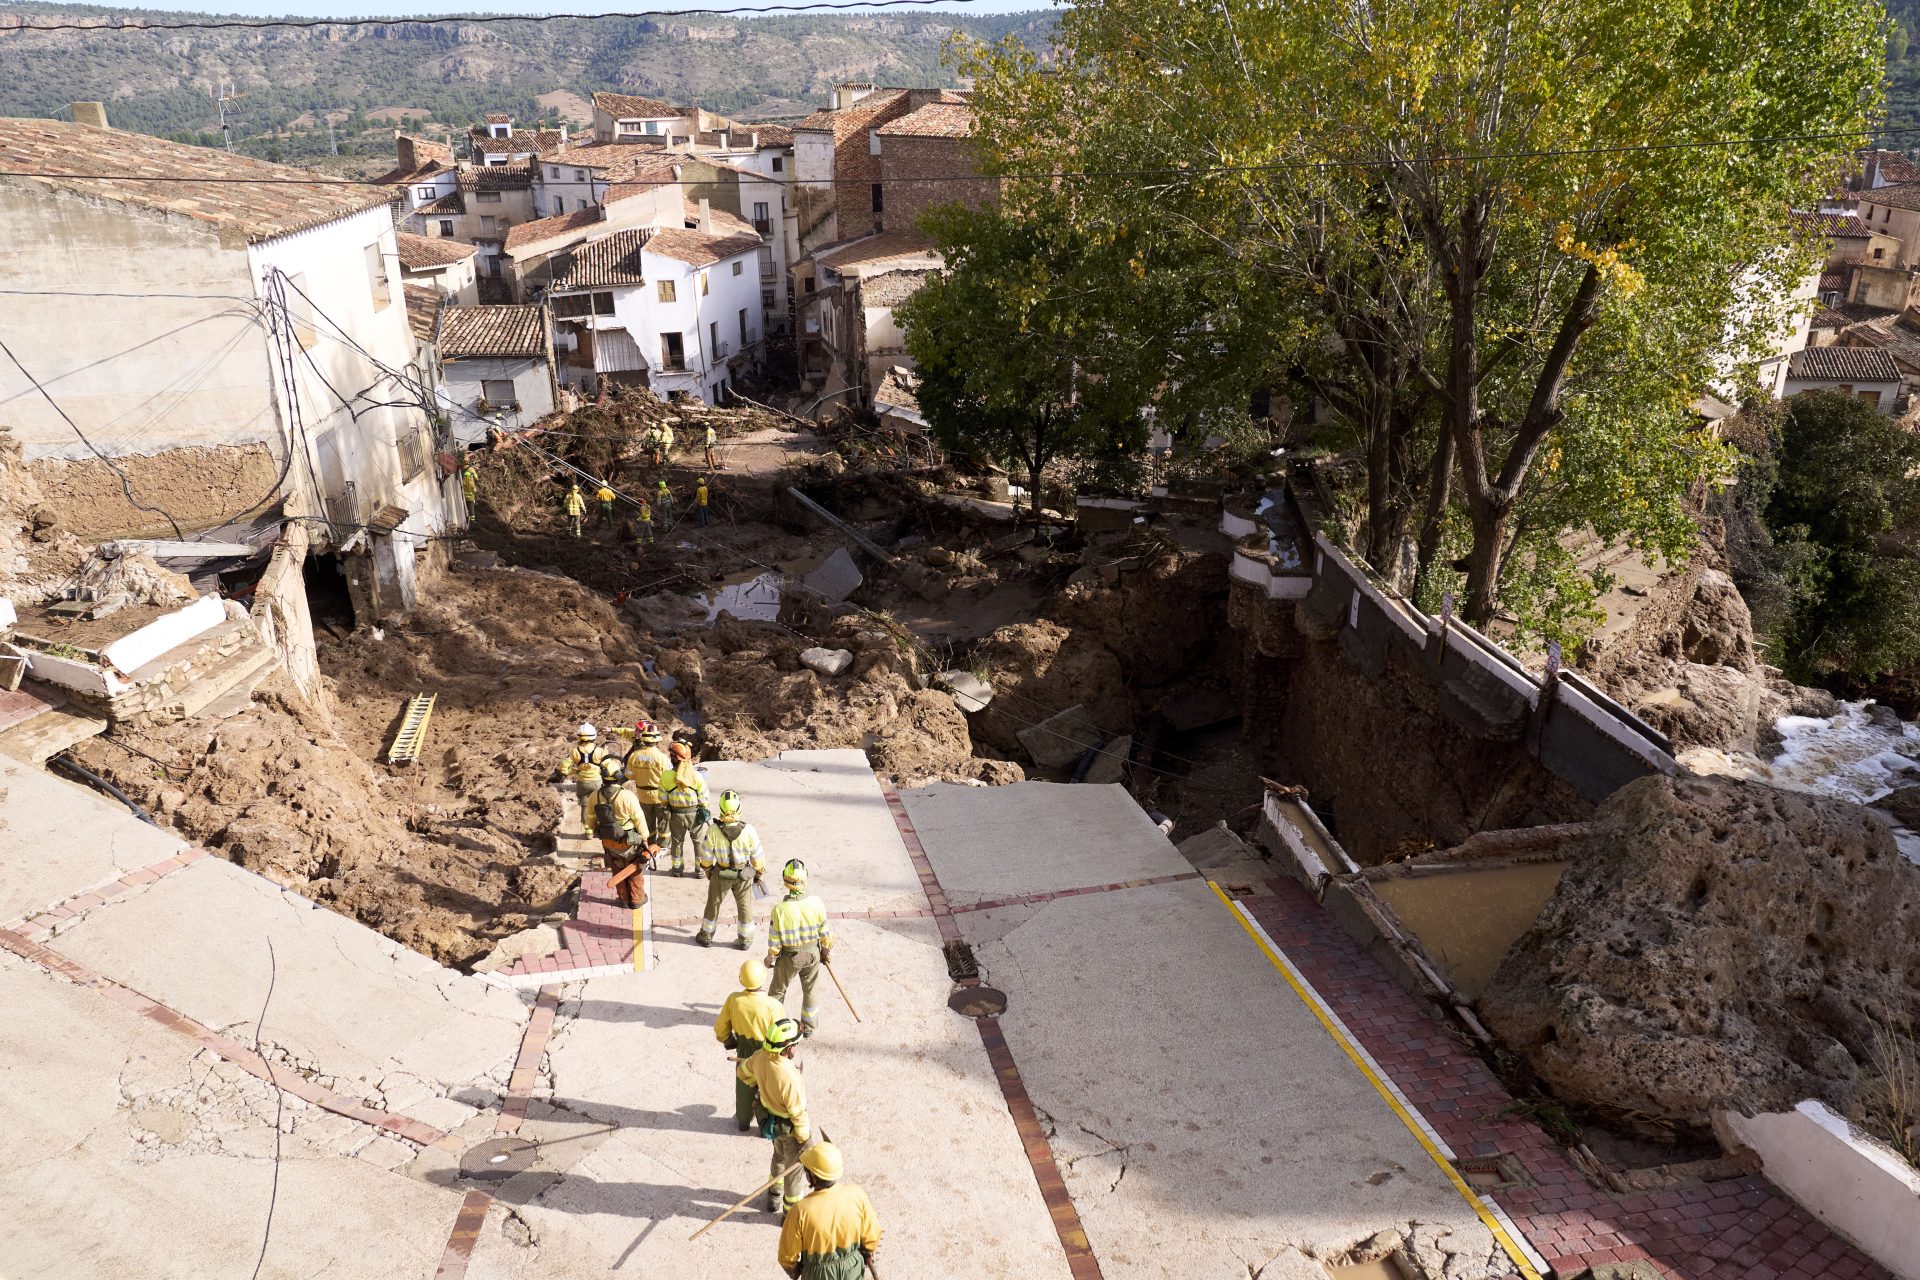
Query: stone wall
879 135 996 235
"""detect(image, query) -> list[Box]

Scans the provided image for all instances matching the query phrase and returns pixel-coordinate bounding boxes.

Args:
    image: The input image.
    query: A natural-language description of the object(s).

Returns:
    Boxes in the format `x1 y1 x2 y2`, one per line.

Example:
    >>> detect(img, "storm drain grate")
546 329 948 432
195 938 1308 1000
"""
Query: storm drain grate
1451 1152 1531 1192
942 939 979 981
949 985 1009 1018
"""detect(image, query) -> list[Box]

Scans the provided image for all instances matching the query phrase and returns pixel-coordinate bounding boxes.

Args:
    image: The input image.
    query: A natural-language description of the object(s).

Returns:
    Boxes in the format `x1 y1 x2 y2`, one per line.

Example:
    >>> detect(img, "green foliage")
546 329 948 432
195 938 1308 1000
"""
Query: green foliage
0 4 1054 161
959 0 1883 642
1760 391 1920 682
898 203 1157 503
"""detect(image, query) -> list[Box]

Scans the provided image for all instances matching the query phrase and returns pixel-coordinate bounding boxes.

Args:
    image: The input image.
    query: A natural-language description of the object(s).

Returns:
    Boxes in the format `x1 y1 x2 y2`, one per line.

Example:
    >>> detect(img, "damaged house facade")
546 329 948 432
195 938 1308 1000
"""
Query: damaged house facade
0 112 458 625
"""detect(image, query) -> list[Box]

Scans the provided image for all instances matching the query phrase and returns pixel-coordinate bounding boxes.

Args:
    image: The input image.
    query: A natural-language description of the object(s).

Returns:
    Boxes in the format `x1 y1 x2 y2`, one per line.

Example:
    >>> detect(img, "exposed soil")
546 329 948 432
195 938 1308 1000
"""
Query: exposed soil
27 443 281 540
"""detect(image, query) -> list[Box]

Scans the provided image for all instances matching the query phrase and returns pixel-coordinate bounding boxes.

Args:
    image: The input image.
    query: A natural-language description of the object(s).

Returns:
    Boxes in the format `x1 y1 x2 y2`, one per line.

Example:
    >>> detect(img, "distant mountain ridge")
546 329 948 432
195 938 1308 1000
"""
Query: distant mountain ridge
0 3 1054 165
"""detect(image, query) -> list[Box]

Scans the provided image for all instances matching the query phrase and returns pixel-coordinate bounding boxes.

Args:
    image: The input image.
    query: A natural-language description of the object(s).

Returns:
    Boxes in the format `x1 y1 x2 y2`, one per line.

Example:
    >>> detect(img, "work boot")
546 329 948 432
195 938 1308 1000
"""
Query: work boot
733 936 751 951
695 932 713 949
766 1188 782 1214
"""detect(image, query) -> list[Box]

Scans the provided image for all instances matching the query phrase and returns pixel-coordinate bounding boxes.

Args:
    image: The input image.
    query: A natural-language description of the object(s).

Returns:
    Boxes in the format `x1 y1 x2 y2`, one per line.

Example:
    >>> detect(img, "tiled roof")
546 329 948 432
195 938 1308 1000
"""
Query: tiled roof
1789 210 1871 239
860 267 933 308
416 191 466 216
1858 181 1920 212
682 199 758 237
643 227 762 268
595 91 680 120
1824 300 1898 326
485 113 513 125
795 89 909 141
743 123 794 146
395 231 477 270
1837 315 1920 371
813 230 939 271
0 117 390 244
1787 345 1901 383
460 166 533 192
1865 149 1920 185
873 365 921 417
550 228 652 290
875 102 976 139
403 284 443 347
373 159 453 186
503 204 604 253
437 304 548 359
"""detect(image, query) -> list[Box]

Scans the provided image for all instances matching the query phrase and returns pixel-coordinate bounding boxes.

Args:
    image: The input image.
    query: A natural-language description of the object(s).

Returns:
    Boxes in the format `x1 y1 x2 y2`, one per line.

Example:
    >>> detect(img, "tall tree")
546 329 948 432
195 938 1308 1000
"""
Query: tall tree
963 0 1884 628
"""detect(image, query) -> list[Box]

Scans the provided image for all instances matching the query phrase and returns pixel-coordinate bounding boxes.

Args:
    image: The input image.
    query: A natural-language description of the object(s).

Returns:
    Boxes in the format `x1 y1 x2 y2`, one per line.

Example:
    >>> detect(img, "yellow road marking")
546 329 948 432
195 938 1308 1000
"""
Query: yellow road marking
1207 881 1544 1280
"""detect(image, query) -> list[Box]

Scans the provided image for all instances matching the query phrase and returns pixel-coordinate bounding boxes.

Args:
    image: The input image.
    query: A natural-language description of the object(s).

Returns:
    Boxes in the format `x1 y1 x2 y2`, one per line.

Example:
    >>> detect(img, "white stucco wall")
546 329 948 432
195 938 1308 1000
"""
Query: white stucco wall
794 130 839 251
440 357 554 442
630 245 764 403
0 181 278 460
1722 1100 1920 1280
250 206 454 545
1782 378 1899 413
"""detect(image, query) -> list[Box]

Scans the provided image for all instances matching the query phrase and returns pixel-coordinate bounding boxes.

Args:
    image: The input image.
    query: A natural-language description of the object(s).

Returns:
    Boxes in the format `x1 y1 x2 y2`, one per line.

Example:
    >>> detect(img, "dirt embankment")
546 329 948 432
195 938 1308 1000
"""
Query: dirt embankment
1480 773 1920 1137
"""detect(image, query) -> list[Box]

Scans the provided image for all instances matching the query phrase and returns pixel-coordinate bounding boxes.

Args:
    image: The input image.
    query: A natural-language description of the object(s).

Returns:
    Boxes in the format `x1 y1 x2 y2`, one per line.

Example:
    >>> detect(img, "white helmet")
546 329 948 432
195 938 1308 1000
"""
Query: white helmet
576 722 598 740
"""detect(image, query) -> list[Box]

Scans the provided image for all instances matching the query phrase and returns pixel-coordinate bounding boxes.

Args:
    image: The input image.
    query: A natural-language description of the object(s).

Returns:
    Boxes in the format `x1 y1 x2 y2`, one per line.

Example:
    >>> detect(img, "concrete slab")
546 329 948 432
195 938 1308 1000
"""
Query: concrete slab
904 783 1510 1279
901 781 1187 905
476 887 1067 1276
0 960 468 1280
53 856 532 1106
0 751 189 923
1017 703 1105 769
802 547 862 602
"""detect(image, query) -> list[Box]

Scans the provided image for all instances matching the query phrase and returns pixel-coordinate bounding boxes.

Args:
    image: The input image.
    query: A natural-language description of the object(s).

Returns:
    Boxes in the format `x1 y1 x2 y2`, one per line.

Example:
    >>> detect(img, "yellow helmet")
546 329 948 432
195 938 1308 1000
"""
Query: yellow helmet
800 1142 843 1181
738 959 768 990
717 789 742 819
782 859 807 890
763 1017 803 1052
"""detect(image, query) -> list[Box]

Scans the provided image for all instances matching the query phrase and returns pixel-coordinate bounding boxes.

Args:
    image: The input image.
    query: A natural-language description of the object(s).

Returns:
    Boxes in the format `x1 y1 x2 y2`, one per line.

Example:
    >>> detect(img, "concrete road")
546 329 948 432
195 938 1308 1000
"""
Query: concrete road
0 747 1518 1280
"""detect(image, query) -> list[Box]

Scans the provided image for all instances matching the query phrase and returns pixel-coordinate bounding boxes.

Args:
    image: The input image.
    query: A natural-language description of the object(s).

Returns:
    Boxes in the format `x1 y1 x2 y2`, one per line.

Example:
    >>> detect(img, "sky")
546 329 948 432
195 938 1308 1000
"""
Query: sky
82 0 1053 16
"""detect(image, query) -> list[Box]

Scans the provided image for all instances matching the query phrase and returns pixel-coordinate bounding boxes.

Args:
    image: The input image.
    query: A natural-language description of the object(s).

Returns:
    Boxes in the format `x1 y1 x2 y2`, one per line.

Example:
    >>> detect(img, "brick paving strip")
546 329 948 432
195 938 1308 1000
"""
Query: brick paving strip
434 984 563 1280
881 788 1106 1280
0 920 452 1149
5 845 209 941
1236 877 1893 1280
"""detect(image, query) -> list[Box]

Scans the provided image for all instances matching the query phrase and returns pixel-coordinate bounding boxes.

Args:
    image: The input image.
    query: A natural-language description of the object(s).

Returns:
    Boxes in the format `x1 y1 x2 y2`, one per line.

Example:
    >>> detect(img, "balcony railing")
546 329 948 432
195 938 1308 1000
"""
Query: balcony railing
753 218 773 234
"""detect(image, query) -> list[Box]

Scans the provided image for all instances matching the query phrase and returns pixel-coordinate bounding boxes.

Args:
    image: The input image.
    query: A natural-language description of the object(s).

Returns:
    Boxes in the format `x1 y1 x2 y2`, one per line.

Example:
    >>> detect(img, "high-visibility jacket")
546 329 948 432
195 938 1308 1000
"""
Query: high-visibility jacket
565 742 609 784
699 820 765 877
662 761 708 815
767 893 833 954
595 486 615 504
624 744 672 804
563 489 586 516
715 988 783 1083
598 784 648 845
661 425 676 451
705 426 717 449
778 1183 882 1280
695 483 709 509
750 1048 809 1141
636 501 652 524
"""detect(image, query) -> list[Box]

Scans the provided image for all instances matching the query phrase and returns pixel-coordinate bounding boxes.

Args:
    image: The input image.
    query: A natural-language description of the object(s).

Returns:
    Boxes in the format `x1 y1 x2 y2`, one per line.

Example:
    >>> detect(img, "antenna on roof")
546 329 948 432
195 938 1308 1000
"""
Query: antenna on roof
212 84 239 152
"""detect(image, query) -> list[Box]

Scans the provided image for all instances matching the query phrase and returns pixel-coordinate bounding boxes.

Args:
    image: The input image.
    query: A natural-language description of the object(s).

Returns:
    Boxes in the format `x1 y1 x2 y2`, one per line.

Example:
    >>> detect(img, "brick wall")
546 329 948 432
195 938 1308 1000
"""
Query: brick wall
879 135 997 236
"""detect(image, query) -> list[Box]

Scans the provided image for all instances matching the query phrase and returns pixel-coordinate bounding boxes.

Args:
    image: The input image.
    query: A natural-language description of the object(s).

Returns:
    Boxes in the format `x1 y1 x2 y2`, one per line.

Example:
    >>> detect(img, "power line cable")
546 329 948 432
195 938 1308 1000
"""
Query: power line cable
7 0 1013 34
247 937 284 1280
0 333 187 539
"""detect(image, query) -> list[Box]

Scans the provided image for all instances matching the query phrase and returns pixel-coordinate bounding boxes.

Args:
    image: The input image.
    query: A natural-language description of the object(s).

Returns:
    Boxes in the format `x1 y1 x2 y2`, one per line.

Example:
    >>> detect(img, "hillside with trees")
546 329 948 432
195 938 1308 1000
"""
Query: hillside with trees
0 3 1052 165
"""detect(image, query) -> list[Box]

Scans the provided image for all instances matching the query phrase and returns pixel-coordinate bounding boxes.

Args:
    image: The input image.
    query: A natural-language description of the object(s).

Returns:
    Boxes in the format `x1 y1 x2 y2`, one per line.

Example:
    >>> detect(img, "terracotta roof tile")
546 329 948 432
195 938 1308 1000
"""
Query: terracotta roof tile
503 205 604 253
743 123 794 146
460 165 533 192
0 117 390 244
682 199 757 237
812 230 938 271
795 89 909 142
643 227 762 268
1787 345 1901 382
403 284 444 346
875 102 976 139
395 231 477 270
1858 181 1920 212
416 191 466 216
1789 210 1871 239
595 91 680 120
437 304 549 359
550 228 654 290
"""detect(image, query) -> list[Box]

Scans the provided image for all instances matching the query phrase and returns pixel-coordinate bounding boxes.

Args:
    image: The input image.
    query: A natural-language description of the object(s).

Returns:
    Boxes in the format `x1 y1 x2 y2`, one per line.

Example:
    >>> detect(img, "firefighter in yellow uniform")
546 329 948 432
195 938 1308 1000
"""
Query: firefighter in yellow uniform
714 959 783 1131
750 1017 812 1215
562 483 586 537
563 723 610 835
697 789 766 949
778 1142 882 1280
593 759 656 908
623 721 672 843
766 859 834 1034
660 739 709 875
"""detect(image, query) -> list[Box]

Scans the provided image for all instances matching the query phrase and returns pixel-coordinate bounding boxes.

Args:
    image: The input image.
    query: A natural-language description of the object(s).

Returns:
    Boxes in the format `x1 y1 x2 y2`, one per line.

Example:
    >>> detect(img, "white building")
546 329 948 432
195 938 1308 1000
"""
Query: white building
542 210 765 404
0 115 457 620
1783 346 1903 412
395 232 479 305
433 305 558 441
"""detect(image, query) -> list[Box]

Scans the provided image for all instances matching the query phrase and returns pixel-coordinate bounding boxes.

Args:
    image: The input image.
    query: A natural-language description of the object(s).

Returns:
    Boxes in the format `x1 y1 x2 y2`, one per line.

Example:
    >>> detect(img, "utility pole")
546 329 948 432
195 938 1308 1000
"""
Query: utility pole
326 114 339 156
212 84 238 152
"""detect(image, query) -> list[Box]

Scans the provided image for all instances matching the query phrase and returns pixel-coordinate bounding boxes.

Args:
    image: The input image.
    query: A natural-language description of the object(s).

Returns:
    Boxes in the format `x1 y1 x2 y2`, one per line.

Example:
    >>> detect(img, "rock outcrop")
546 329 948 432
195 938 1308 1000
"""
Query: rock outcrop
1480 774 1920 1131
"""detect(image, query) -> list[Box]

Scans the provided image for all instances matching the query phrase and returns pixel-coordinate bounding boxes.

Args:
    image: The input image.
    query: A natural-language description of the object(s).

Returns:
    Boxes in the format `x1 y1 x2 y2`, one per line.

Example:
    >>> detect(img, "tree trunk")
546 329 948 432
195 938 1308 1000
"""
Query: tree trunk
1413 428 1455 603
1462 498 1507 624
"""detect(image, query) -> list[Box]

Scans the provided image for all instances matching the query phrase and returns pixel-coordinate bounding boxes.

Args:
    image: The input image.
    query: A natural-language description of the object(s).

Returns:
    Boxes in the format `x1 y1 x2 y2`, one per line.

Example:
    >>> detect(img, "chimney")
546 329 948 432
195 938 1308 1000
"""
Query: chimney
559 123 569 142
70 101 108 129
396 132 419 170
698 198 713 235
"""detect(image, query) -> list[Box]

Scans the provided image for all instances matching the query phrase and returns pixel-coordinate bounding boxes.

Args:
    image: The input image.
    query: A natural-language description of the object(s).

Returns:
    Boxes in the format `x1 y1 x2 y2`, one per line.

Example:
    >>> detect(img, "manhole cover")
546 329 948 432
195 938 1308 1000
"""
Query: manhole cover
948 985 1008 1018
460 1136 538 1182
